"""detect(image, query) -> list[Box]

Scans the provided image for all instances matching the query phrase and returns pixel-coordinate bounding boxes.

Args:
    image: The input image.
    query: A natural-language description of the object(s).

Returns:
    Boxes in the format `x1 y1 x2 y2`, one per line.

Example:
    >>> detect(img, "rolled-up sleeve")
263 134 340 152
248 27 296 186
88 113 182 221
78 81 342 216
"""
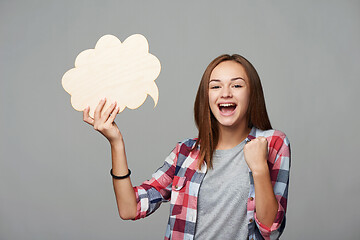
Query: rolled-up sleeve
255 134 291 239
132 143 180 220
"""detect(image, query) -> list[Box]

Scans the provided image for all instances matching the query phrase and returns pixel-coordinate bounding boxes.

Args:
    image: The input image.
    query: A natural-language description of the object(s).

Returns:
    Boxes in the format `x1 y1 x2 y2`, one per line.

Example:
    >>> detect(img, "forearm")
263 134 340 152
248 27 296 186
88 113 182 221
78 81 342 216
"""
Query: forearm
252 165 278 228
110 139 137 220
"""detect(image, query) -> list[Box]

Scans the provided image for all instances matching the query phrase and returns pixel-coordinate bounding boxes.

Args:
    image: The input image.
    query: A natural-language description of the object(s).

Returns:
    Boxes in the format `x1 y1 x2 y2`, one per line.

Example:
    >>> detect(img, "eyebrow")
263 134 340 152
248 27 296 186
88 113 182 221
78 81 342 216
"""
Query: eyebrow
209 77 245 83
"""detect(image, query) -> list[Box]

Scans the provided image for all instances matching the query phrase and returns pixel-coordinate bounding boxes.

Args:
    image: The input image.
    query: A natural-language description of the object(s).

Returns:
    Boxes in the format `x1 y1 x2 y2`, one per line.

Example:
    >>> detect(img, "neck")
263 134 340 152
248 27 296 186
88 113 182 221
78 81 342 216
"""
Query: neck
216 121 251 150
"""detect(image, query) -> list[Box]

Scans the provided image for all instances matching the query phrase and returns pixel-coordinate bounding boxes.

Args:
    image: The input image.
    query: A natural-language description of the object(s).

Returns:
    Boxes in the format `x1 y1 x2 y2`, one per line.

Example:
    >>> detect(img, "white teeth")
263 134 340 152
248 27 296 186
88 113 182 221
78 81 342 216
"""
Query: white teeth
219 103 236 107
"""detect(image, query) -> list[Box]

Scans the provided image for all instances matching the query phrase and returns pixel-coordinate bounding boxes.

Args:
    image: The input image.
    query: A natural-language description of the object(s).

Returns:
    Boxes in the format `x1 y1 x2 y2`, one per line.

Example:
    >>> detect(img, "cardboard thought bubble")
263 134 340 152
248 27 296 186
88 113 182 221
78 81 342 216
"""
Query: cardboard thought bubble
62 34 161 118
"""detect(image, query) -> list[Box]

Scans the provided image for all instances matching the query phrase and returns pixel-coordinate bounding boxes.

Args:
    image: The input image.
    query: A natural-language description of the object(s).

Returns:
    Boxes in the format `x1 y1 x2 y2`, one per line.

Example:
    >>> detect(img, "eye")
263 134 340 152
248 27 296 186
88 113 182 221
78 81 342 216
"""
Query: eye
210 86 220 89
233 84 242 88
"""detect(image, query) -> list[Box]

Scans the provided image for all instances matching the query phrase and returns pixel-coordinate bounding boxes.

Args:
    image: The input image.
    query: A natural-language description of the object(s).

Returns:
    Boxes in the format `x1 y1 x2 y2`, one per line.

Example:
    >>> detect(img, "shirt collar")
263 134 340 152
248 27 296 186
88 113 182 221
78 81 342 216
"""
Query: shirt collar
245 126 258 143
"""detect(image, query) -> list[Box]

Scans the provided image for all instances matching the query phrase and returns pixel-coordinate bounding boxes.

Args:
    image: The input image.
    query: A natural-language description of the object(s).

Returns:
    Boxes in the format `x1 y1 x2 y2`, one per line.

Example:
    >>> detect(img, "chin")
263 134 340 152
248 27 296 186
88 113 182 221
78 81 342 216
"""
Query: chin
215 114 245 129
216 118 238 128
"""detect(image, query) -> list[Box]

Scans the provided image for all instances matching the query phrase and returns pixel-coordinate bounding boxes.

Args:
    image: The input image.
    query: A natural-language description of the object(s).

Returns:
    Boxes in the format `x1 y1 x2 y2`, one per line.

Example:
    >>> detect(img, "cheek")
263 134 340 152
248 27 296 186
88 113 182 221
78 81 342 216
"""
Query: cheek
208 93 218 113
208 92 216 104
239 93 250 110
208 96 216 111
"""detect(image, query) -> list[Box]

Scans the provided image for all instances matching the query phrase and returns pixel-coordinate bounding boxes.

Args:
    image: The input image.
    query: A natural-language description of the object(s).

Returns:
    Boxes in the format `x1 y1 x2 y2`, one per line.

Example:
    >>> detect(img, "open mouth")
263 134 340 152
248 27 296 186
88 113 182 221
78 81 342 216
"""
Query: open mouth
218 103 237 114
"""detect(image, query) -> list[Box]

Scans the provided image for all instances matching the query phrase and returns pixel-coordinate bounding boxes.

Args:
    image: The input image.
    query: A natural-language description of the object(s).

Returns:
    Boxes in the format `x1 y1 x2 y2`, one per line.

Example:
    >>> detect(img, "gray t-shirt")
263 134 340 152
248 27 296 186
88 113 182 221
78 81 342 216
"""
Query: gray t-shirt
194 139 250 240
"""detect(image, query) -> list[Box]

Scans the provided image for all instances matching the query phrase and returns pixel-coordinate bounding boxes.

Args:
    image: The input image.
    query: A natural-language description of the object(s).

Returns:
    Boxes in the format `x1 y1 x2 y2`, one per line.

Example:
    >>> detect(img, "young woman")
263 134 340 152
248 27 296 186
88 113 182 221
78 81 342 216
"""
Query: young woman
83 54 291 240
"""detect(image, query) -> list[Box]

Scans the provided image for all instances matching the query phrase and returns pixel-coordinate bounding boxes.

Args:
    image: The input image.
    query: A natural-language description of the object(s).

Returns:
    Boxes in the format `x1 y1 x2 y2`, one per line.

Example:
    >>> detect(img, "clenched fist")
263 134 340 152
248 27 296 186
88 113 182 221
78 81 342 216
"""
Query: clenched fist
244 136 269 174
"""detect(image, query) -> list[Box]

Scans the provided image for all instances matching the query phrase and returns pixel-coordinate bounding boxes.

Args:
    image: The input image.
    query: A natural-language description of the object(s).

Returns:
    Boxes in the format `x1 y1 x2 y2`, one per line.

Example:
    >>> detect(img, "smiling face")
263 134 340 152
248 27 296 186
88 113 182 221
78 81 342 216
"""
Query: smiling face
208 60 250 130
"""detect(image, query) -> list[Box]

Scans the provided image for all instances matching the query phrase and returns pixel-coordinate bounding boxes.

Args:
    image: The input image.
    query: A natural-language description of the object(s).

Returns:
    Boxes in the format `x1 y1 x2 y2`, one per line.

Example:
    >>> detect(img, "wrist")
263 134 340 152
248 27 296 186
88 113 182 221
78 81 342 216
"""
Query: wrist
110 137 124 148
251 164 269 177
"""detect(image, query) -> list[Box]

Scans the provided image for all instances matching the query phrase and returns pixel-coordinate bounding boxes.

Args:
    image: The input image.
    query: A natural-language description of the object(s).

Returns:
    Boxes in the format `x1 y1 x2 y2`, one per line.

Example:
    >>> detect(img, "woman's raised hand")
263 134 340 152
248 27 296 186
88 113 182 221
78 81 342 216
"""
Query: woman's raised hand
84 99 137 220
83 98 122 144
244 136 269 175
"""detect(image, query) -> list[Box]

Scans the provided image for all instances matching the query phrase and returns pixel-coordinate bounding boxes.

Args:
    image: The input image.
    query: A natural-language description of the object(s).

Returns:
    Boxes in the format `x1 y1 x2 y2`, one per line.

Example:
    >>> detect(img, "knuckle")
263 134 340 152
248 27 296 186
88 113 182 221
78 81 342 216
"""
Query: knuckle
257 136 266 141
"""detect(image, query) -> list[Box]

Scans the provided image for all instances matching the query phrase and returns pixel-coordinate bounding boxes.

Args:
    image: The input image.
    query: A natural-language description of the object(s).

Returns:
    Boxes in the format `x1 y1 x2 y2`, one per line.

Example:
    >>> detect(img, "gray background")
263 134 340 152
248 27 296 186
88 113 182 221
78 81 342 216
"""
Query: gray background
1 0 359 239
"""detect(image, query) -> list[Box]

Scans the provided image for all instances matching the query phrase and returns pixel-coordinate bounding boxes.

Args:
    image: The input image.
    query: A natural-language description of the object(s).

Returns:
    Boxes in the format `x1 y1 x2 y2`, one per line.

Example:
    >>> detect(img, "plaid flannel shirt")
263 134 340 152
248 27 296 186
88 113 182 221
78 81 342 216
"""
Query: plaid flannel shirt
133 126 291 240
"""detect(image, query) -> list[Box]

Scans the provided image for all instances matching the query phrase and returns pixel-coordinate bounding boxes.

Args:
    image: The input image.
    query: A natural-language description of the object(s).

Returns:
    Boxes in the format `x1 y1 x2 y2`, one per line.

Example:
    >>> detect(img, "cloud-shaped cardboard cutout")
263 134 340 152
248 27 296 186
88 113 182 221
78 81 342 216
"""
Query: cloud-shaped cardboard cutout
62 34 161 117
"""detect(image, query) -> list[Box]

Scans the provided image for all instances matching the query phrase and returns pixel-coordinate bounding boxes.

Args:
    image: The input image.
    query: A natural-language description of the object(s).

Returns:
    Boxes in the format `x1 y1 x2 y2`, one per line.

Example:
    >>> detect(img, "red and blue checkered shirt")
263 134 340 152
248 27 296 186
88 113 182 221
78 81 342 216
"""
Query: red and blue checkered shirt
133 126 291 240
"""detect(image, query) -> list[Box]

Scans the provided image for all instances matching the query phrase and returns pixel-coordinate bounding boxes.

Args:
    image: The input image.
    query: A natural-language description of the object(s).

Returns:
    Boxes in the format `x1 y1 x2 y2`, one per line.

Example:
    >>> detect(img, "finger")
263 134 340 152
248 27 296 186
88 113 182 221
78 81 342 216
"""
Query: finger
94 98 106 121
107 104 119 123
83 106 95 125
258 136 267 142
101 101 117 122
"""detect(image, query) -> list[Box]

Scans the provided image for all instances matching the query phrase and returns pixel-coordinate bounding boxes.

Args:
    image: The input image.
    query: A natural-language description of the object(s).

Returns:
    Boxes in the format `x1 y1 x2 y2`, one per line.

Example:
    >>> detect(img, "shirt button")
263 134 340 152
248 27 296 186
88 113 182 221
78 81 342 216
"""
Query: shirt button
249 219 253 223
250 197 254 201
175 185 178 188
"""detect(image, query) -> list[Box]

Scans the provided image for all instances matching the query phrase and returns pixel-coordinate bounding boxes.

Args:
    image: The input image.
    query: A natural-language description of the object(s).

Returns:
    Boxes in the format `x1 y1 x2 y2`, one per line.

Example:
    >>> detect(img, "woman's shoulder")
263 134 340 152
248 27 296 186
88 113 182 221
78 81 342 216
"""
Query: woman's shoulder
252 127 290 149
253 127 288 140
169 138 199 157
253 128 291 161
176 137 199 150
170 138 199 167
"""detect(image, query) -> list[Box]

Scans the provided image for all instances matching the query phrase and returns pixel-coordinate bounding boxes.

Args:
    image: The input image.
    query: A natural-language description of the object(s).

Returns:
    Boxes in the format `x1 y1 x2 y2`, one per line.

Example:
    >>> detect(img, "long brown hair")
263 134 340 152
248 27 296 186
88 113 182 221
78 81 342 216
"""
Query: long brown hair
192 54 272 170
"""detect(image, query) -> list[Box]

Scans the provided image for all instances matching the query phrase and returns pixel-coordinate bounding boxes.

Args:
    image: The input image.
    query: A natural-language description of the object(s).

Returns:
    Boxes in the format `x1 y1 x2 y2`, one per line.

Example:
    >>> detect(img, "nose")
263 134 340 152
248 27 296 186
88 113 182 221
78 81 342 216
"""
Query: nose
221 86 232 98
